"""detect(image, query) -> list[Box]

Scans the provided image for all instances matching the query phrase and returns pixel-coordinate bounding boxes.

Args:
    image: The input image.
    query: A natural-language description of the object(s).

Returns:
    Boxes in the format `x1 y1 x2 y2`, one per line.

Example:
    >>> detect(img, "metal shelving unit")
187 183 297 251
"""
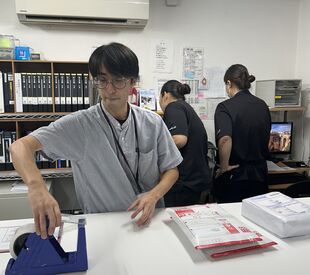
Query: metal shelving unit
0 113 69 120
0 60 89 177
0 168 72 181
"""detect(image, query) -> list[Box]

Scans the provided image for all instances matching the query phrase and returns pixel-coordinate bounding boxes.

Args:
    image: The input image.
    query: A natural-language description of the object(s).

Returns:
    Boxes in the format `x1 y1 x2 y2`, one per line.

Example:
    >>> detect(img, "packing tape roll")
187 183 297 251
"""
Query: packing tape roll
9 223 35 259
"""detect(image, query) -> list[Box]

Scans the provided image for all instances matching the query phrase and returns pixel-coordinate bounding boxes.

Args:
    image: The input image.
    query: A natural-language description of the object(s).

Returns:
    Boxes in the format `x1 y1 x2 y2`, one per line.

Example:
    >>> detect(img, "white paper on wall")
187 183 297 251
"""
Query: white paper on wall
151 39 174 73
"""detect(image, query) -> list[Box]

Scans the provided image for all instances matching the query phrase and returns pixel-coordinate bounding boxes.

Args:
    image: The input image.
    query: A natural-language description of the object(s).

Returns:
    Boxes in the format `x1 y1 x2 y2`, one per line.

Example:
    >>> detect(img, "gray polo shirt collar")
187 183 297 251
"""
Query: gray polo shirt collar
100 102 132 132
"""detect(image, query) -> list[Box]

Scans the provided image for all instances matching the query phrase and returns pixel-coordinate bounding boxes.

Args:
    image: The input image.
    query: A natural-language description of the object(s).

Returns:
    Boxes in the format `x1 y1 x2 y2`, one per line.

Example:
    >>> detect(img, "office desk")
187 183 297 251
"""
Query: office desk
268 161 310 175
1 199 310 275
268 161 310 191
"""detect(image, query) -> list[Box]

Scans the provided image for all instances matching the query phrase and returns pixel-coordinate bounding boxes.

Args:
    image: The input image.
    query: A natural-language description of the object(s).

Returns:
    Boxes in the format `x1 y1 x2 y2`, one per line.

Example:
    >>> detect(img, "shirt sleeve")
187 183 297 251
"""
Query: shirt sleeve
163 103 188 137
156 118 183 173
214 103 232 141
30 112 86 162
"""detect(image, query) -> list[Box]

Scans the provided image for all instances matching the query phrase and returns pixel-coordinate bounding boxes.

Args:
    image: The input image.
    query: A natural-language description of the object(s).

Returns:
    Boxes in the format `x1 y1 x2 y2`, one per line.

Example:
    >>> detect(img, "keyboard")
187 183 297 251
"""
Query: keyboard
282 161 308 168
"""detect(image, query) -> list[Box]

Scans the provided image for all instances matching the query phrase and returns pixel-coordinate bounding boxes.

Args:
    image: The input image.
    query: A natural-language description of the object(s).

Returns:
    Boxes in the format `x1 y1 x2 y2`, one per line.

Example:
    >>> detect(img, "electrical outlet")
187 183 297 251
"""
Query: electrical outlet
166 0 179 7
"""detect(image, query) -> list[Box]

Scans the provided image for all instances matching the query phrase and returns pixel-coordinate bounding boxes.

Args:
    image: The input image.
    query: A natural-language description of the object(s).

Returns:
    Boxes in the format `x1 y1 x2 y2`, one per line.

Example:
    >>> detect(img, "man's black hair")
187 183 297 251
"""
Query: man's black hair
89 42 139 79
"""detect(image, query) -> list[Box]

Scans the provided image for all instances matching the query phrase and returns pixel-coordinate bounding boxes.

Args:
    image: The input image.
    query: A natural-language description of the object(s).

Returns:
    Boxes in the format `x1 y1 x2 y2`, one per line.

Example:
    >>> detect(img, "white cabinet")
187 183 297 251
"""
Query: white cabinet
0 180 51 220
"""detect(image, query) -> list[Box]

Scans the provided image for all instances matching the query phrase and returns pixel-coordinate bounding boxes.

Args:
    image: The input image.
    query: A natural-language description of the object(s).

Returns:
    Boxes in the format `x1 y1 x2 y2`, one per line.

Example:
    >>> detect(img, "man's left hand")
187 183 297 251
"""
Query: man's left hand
127 192 158 226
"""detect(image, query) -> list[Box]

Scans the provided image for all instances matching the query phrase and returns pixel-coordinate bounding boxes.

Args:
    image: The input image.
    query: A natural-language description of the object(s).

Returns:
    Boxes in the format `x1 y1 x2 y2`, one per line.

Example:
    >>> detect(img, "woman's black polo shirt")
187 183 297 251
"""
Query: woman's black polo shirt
163 100 212 192
214 90 271 182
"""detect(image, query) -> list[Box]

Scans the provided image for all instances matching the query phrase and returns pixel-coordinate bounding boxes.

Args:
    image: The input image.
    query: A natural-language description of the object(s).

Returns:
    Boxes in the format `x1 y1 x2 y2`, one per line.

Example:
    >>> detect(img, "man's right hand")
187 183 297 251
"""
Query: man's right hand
28 184 62 239
10 136 62 238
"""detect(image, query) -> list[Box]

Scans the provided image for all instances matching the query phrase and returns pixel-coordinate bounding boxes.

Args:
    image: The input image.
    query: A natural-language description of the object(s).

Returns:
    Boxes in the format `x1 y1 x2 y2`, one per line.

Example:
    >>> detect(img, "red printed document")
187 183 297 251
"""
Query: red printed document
203 231 277 259
167 204 261 249
167 204 277 258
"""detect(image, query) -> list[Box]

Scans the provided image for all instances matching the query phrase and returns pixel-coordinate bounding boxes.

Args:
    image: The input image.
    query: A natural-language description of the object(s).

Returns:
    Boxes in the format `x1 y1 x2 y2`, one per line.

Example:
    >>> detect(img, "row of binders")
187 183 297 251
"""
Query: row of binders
0 72 14 112
0 130 16 170
0 130 71 171
0 72 90 113
54 73 90 112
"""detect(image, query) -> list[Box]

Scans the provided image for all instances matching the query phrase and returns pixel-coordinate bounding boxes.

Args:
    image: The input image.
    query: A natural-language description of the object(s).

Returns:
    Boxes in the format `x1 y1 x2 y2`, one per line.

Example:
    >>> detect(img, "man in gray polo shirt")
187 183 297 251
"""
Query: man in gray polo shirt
10 42 182 239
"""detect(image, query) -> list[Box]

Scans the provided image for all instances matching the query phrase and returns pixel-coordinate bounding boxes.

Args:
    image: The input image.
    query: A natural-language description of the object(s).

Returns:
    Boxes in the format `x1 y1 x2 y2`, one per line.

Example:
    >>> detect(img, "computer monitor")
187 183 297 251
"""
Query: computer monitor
269 122 293 154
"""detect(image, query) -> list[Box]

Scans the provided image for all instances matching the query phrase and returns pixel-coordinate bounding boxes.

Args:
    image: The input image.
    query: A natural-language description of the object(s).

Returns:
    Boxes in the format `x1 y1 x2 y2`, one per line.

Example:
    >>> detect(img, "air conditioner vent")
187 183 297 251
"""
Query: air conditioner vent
15 0 149 28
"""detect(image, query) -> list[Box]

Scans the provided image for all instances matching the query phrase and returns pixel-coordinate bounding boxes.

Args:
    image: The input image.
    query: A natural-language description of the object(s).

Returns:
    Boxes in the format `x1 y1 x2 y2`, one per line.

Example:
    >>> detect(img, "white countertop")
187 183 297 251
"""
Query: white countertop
1 198 310 275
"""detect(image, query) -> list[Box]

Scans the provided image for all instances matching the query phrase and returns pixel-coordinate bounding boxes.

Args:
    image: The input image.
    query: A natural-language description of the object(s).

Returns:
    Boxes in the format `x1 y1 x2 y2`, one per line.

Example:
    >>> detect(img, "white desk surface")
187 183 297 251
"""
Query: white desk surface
1 198 310 275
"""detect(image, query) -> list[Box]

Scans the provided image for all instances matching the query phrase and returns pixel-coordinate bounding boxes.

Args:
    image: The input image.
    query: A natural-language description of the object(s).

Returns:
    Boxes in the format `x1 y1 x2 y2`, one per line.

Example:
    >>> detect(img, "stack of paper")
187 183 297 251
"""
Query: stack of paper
0 226 19 253
10 182 28 192
242 192 310 238
267 160 295 172
167 204 276 258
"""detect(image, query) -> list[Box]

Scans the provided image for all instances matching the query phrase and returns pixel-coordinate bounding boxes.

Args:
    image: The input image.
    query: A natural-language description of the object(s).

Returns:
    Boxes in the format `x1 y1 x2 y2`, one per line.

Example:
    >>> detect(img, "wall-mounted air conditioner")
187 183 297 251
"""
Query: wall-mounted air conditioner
15 0 149 28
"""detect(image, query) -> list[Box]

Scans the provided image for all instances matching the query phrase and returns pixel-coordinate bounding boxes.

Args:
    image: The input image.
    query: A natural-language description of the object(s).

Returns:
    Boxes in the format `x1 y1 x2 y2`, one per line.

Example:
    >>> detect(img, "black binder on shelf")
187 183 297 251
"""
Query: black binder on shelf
3 72 15 113
3 131 13 170
21 73 28 112
37 73 44 112
59 73 66 112
31 73 38 112
0 131 4 164
0 131 4 171
83 73 90 109
57 159 71 168
8 73 14 112
41 73 48 112
3 73 10 113
26 73 33 113
35 152 42 169
71 73 78 112
77 73 83 110
0 72 4 113
65 73 72 112
47 73 53 112
11 131 16 143
54 73 60 112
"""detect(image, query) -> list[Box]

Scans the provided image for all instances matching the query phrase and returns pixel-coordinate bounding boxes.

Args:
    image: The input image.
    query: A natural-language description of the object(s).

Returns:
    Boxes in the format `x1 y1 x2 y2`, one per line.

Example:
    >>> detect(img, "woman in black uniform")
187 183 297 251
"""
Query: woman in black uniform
213 64 271 203
159 80 212 207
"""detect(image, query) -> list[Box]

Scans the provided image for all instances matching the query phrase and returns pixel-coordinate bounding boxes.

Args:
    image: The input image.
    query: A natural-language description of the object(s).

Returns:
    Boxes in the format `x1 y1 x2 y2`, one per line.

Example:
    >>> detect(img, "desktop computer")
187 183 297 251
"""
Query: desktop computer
269 122 307 167
269 122 293 156
268 122 309 189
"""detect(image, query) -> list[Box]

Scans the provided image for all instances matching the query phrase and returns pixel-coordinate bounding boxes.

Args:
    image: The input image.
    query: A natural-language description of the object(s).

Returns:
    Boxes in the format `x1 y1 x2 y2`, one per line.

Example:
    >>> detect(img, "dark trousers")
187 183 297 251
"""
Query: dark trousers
212 177 268 203
164 188 202 207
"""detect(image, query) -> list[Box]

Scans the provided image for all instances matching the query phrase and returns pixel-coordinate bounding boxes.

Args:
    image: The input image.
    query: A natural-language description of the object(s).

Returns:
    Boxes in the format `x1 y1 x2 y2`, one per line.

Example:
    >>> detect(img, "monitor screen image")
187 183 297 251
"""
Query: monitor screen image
269 122 293 154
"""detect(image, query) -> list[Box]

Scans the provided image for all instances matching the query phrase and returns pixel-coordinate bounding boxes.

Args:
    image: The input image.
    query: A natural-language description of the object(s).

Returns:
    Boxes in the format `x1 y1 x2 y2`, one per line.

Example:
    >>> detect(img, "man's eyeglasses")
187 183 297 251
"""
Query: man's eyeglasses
93 77 129 89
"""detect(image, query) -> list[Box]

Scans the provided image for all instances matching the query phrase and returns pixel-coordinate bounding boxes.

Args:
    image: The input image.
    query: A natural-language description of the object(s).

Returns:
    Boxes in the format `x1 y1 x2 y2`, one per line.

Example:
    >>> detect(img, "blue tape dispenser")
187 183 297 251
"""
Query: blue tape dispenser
5 218 88 275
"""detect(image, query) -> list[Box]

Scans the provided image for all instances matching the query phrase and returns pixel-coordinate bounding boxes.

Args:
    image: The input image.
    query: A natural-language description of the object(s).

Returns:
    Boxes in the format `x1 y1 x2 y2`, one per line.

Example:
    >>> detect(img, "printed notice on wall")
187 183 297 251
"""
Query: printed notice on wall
151 39 174 73
182 47 204 80
204 66 226 98
182 79 199 104
153 77 169 112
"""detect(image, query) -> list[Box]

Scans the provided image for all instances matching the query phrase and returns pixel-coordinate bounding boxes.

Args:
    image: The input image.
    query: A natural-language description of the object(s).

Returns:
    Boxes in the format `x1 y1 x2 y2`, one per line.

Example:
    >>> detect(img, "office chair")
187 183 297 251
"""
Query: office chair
207 141 217 177
283 180 310 198
199 141 217 204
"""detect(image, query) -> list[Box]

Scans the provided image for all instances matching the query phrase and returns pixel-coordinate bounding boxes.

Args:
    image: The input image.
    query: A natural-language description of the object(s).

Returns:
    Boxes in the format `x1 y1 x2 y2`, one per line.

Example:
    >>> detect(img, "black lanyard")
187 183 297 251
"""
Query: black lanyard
100 103 142 194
